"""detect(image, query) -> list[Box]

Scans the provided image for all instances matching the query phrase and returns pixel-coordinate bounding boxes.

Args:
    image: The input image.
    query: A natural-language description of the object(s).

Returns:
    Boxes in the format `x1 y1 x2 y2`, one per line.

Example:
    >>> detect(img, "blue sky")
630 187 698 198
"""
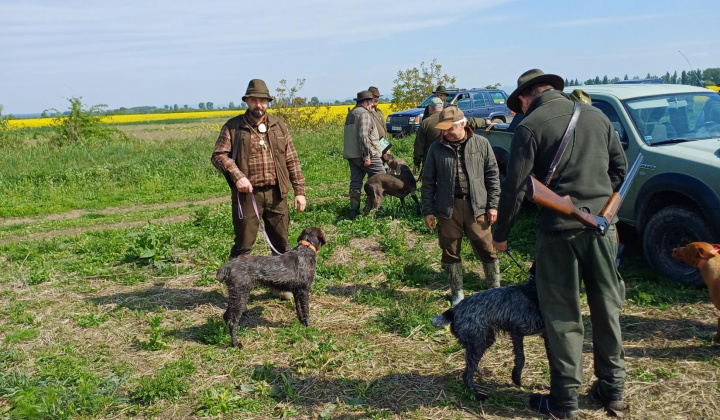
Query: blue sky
1 0 718 115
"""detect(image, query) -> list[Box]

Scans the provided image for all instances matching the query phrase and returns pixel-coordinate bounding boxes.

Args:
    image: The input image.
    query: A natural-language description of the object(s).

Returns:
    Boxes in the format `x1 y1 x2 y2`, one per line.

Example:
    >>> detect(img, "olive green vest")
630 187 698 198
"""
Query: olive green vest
372 108 387 139
343 106 380 159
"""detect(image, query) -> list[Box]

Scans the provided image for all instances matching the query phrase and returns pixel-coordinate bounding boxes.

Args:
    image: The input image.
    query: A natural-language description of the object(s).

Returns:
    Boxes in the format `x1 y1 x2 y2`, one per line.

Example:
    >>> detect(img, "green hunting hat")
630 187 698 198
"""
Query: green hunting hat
429 97 444 108
354 90 374 102
368 86 381 97
507 69 564 113
242 79 273 102
569 89 591 105
433 85 448 94
435 106 465 130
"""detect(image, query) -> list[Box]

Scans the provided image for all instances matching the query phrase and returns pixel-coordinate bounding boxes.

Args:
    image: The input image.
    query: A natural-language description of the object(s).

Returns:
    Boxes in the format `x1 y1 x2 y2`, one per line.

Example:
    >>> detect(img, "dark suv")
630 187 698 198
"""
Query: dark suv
386 88 512 136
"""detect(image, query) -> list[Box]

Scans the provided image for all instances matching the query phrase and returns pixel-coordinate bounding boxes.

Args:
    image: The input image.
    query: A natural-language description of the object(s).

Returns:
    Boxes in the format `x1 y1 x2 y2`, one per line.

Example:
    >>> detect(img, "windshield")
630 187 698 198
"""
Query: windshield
624 93 720 145
418 95 439 108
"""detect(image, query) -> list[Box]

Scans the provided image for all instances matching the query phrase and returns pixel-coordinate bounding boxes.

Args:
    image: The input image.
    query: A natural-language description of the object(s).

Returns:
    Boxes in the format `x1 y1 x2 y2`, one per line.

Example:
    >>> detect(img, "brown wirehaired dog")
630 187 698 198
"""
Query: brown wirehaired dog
672 241 720 342
218 227 326 348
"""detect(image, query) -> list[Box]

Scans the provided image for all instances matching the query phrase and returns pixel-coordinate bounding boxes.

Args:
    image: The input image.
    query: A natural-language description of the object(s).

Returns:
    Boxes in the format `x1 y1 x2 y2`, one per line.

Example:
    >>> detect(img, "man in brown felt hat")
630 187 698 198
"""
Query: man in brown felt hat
422 105 501 306
423 85 449 119
492 69 628 418
211 79 307 300
343 90 387 219
368 86 392 163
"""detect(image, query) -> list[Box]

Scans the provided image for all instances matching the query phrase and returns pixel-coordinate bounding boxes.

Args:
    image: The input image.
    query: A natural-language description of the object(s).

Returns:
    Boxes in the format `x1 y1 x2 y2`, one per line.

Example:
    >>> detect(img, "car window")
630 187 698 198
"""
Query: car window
592 100 628 148
455 93 471 110
624 93 720 143
471 92 489 107
489 92 506 104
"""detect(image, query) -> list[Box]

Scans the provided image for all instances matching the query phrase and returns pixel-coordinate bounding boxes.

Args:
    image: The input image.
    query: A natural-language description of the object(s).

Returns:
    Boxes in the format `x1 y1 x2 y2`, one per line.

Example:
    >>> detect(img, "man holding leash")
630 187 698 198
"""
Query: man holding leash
211 79 307 298
344 90 387 219
492 69 627 418
422 106 501 306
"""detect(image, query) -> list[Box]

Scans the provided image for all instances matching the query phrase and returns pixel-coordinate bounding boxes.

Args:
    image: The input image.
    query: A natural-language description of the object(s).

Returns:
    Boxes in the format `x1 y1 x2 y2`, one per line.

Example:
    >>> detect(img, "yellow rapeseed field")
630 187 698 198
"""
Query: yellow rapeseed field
7 104 393 129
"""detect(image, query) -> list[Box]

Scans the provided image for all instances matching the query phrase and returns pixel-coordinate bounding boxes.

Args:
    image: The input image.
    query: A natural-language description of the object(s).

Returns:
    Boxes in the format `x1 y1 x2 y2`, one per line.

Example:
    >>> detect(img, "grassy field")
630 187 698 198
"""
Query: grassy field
0 119 719 419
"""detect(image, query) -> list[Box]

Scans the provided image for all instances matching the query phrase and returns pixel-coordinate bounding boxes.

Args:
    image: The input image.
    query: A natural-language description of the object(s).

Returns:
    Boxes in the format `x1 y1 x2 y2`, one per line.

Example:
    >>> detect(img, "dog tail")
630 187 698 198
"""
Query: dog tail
431 308 454 327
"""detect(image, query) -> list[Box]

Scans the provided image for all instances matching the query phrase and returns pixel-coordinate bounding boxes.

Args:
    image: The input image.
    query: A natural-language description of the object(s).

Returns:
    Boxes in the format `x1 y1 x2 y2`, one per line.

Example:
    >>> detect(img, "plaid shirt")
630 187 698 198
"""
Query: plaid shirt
212 115 305 196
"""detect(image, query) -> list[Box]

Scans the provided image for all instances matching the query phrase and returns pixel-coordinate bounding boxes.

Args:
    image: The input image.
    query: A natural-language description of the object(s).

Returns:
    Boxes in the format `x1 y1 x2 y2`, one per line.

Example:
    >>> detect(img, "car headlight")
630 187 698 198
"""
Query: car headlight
409 116 421 124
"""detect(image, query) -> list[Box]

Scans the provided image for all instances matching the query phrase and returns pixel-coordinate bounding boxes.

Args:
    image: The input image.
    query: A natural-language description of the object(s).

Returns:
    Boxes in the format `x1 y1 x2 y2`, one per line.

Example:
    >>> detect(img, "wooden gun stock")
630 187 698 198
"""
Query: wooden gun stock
598 192 622 221
526 176 599 229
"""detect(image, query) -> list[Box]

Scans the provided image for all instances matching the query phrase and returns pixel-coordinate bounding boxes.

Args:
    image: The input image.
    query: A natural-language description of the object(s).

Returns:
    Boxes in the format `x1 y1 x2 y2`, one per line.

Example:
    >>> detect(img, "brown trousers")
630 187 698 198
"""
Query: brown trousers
437 198 497 264
230 185 289 258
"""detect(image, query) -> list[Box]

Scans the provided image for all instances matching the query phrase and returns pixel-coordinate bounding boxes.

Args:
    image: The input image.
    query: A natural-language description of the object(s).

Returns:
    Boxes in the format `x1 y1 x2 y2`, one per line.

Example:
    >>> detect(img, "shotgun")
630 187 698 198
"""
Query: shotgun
526 153 644 236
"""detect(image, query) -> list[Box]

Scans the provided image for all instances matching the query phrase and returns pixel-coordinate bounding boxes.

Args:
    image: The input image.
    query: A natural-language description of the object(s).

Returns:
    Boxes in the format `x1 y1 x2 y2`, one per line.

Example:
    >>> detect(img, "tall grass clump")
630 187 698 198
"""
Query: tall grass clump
0 105 22 149
47 97 128 146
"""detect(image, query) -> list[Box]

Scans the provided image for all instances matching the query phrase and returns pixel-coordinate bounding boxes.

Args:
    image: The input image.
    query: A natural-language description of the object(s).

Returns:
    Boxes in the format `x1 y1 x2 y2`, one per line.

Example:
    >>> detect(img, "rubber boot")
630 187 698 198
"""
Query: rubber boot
483 260 501 288
349 190 362 220
442 262 464 307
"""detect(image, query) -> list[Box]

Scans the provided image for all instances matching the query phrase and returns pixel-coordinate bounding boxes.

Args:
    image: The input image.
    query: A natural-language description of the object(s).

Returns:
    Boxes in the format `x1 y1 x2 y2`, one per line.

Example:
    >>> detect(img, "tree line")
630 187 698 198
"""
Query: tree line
565 67 720 87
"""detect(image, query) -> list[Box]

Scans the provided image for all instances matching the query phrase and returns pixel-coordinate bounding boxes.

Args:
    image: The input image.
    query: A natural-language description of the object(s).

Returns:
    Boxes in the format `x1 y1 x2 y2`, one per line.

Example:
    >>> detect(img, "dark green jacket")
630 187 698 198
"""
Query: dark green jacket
421 128 500 219
493 90 627 242
414 114 487 167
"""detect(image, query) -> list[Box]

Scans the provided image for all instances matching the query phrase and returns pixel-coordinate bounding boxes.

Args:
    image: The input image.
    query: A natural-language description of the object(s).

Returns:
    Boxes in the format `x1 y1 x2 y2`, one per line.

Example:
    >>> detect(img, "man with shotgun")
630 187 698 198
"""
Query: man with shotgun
492 69 628 419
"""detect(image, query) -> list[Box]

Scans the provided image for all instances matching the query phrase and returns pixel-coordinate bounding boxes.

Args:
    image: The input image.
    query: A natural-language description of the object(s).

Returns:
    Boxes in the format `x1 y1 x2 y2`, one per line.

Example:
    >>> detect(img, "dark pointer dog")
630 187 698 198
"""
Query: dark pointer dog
217 227 326 348
431 276 547 399
363 158 420 217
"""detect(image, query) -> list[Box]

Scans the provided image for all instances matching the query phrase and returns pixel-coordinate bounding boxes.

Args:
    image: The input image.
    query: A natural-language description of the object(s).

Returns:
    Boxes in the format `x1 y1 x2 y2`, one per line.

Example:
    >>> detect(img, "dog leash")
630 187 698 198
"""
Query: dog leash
504 249 533 279
236 193 284 255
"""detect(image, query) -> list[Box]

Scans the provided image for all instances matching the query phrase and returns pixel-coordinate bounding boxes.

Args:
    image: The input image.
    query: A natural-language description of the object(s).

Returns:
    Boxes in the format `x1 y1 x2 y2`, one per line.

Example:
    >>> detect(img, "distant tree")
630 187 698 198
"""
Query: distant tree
681 70 688 85
602 75 609 84
594 76 601 84
164 105 169 110
309 96 320 105
632 75 640 80
624 74 629 80
485 82 501 89
609 77 620 83
173 104 178 110
391 58 456 111
198 102 206 109
671 71 678 84
703 67 720 85
333 100 341 105
228 101 235 109
40 110 48 118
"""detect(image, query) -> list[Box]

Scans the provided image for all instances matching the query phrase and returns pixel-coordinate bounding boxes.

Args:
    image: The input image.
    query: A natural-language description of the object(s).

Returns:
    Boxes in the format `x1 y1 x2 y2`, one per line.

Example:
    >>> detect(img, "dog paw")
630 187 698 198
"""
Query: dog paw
475 391 490 401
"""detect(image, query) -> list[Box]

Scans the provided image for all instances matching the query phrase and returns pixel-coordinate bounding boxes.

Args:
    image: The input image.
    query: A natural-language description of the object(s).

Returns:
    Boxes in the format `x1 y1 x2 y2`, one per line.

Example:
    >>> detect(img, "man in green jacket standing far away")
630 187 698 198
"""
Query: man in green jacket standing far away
492 69 628 419
422 106 501 307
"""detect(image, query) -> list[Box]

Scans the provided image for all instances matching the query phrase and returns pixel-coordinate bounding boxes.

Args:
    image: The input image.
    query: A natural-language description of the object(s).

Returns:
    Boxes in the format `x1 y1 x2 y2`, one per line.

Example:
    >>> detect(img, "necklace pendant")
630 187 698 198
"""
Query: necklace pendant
259 139 265 147
258 123 267 133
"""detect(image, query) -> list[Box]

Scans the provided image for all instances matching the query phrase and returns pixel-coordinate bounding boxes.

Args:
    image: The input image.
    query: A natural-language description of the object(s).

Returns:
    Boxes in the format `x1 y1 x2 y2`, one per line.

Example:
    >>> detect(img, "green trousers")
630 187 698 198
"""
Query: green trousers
535 225 626 409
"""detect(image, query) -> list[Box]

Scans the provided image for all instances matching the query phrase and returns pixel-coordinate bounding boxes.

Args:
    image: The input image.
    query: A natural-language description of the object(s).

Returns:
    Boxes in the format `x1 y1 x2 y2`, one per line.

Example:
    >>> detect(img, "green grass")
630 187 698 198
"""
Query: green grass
1 121 719 419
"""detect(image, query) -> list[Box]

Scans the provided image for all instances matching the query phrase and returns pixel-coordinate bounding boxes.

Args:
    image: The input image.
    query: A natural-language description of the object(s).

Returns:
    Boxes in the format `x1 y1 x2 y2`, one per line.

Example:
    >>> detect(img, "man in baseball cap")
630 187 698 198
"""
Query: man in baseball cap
422 105 501 307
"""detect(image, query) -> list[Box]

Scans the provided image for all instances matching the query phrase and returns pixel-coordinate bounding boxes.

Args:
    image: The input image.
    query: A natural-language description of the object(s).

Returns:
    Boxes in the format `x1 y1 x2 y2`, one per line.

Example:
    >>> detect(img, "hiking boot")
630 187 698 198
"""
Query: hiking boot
590 381 628 417
528 393 579 419
442 261 464 307
349 190 362 220
483 260 501 288
271 288 293 301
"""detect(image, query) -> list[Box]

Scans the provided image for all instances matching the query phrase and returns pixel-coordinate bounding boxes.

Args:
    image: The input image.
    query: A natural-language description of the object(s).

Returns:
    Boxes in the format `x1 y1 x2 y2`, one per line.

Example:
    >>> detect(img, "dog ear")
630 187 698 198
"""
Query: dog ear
697 245 718 260
314 228 327 247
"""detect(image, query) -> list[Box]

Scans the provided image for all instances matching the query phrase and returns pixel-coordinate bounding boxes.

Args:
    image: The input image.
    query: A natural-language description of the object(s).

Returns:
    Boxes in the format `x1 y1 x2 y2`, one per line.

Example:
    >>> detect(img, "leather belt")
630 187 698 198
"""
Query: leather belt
454 193 470 200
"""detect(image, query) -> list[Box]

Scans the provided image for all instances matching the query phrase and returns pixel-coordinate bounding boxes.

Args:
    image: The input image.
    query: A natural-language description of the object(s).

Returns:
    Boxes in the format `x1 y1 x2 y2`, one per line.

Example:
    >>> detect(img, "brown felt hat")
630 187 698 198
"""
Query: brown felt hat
569 89 591 105
507 69 564 113
368 86 381 97
435 106 465 130
242 79 273 102
354 90 374 102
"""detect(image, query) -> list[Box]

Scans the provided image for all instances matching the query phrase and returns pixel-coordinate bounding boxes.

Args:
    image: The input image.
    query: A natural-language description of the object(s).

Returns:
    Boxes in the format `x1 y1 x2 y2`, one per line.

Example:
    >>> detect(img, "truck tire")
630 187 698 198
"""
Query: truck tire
642 206 707 287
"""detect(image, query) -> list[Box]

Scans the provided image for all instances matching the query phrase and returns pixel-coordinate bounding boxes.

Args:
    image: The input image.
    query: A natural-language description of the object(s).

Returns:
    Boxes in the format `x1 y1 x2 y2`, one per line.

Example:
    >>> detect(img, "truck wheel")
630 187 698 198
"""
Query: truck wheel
642 206 708 287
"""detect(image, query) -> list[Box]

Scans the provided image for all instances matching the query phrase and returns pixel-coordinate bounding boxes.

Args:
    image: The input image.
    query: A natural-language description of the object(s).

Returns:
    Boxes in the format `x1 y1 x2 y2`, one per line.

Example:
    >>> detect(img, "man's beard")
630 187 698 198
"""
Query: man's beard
250 108 265 118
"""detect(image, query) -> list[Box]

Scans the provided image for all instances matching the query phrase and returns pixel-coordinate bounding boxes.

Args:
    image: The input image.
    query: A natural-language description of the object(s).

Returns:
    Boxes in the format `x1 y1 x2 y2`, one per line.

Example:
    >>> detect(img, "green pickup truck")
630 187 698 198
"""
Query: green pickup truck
483 84 720 286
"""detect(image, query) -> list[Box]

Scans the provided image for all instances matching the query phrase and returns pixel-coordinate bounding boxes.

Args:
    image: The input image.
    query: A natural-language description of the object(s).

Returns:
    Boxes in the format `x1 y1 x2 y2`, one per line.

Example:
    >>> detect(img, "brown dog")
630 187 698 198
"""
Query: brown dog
363 158 420 217
672 242 720 342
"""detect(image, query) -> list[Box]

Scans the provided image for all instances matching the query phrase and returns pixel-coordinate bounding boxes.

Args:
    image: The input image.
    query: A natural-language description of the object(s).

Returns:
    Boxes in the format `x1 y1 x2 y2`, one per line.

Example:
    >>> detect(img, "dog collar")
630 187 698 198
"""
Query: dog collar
299 240 318 254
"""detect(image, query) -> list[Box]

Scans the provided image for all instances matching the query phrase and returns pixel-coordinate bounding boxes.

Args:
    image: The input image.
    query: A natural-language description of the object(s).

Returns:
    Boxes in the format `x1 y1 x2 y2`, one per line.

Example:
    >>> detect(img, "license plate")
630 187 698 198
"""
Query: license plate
391 126 401 131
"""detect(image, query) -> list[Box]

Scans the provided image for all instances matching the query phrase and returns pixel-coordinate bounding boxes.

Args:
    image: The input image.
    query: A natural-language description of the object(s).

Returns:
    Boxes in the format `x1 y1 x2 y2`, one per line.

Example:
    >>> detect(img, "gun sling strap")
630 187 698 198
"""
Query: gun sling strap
544 102 581 186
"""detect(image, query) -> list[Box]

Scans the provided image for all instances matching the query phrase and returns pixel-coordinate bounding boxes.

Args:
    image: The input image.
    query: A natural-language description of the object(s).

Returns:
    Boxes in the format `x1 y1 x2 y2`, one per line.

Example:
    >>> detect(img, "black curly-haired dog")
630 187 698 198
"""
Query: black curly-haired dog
431 276 547 399
218 227 326 348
